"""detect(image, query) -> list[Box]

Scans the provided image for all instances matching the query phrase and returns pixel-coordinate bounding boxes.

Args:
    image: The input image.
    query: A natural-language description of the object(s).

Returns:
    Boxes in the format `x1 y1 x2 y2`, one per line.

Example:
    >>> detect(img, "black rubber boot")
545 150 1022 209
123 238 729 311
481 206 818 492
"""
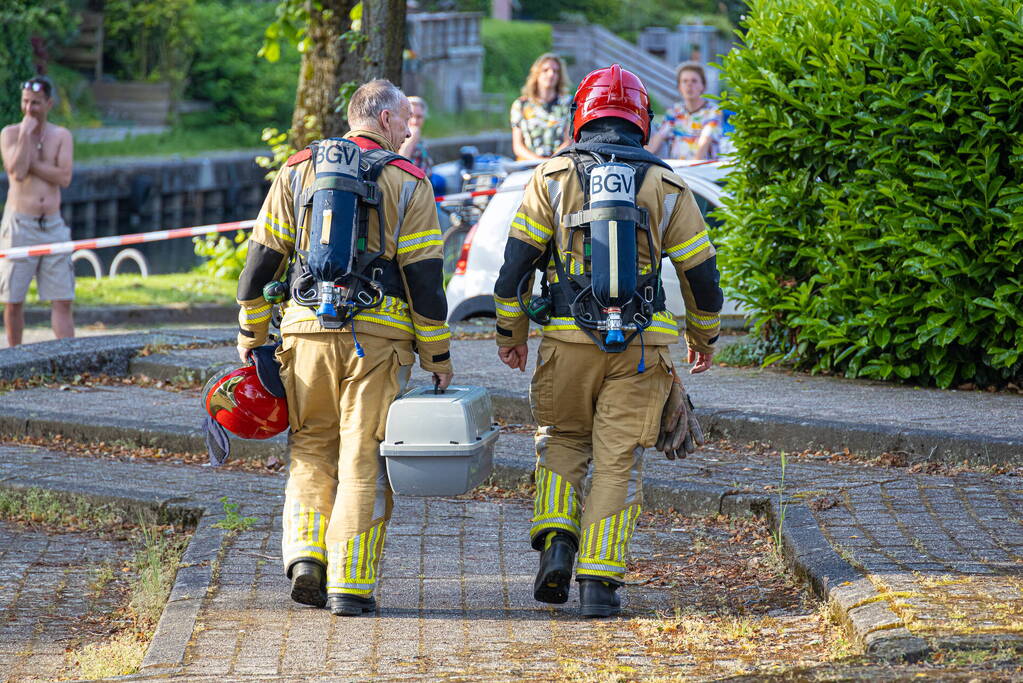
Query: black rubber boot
289 560 327 608
578 579 621 618
533 531 577 604
327 593 377 616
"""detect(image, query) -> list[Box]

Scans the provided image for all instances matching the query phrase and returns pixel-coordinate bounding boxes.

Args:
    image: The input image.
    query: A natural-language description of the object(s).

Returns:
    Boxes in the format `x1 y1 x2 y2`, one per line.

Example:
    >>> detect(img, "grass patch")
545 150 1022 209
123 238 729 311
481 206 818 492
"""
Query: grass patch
211 496 258 532
129 522 191 629
74 120 262 162
27 272 235 307
0 487 192 679
71 632 149 680
67 522 189 679
0 487 125 531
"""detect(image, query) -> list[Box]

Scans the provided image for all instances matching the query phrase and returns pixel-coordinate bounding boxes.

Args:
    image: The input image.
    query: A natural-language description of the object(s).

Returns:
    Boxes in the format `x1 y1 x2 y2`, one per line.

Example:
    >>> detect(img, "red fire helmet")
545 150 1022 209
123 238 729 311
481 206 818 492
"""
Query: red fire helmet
571 64 653 143
202 365 288 440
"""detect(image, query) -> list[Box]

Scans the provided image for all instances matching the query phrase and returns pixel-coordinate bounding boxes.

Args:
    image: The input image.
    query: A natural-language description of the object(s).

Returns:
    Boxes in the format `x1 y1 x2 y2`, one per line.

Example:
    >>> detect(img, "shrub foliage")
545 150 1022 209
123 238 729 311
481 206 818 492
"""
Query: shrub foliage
188 0 300 128
718 0 1023 388
481 19 552 100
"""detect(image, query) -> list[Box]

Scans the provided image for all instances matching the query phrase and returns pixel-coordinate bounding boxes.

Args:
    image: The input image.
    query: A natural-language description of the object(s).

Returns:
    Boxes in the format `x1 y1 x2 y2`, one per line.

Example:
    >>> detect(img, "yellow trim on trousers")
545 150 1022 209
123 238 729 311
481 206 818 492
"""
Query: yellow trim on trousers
327 520 388 596
282 500 328 567
576 504 641 583
530 466 581 545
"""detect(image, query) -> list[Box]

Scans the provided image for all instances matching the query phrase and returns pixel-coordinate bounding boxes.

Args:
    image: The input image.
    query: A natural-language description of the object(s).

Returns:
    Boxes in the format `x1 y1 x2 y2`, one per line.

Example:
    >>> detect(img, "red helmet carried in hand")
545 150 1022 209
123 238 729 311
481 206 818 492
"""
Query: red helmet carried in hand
202 364 288 440
571 64 653 143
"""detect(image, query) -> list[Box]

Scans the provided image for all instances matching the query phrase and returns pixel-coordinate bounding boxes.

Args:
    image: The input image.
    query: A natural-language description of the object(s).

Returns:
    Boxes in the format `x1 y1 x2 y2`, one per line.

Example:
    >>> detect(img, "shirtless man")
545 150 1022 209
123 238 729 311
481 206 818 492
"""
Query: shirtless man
0 77 75 346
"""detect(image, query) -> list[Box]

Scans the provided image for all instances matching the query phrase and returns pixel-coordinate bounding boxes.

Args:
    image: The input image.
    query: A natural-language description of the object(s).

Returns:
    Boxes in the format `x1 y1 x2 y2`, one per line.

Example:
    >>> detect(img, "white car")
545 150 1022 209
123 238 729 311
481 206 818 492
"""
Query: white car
445 159 739 322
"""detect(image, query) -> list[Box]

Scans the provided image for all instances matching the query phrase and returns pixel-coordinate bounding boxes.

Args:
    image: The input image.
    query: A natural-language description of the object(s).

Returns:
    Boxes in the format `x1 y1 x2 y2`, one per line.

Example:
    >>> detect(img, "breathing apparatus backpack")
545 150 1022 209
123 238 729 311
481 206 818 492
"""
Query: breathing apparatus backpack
518 151 664 354
284 137 408 332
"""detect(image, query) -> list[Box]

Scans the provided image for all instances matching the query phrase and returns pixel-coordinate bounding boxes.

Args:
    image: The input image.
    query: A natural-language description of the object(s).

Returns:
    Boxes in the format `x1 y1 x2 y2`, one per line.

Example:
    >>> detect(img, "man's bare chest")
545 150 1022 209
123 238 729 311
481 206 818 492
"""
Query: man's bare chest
32 125 61 165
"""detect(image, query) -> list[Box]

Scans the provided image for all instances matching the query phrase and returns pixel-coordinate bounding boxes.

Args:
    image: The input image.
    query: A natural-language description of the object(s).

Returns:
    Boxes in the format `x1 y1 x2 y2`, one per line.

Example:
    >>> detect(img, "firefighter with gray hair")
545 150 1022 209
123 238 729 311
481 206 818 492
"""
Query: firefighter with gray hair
493 64 722 617
235 78 453 616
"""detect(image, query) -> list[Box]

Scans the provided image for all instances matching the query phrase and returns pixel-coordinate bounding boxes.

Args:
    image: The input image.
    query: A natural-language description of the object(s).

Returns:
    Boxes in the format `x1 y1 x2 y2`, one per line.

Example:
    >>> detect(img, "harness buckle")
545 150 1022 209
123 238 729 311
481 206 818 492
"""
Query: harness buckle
362 182 380 206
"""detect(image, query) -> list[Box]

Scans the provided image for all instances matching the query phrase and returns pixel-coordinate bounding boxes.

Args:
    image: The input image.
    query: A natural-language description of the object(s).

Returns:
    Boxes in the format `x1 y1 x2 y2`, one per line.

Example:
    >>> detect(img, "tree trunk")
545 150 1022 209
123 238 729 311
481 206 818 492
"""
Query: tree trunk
361 0 406 85
290 0 406 149
290 0 358 148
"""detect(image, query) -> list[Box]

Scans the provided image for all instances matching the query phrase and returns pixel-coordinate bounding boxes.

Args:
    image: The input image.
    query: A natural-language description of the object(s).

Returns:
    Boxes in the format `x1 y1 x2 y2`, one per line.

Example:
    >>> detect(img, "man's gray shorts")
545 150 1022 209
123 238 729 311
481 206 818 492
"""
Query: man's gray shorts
0 209 75 304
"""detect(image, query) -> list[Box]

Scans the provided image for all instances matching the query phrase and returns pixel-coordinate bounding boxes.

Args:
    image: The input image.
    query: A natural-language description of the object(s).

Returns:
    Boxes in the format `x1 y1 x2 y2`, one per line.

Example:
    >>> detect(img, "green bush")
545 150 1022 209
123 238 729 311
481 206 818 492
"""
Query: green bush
0 0 78 125
193 230 249 280
481 19 552 101
186 0 301 129
718 0 1023 388
103 0 198 86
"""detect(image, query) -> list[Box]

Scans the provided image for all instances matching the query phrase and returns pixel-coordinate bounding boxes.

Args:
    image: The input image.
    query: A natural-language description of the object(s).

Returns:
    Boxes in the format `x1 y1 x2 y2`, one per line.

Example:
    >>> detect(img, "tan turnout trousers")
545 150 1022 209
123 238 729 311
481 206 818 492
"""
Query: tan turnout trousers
529 337 673 583
277 331 414 596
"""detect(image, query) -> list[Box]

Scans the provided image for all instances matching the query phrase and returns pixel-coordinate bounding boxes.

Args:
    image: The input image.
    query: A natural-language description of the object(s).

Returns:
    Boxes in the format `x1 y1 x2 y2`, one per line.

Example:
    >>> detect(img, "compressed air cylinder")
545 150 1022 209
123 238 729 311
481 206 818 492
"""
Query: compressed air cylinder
588 161 637 344
307 138 361 284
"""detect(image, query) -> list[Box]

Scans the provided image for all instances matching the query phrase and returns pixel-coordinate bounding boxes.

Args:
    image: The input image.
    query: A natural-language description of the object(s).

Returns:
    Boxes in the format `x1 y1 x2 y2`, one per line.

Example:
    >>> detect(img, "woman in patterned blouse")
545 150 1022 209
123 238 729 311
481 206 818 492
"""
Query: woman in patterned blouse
510 53 573 161
645 61 723 161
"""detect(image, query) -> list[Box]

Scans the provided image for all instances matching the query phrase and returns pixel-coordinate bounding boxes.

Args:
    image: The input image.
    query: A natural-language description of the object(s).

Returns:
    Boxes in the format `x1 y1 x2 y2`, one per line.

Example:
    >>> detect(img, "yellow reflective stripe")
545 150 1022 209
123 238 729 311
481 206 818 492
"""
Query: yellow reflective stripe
398 228 442 243
264 212 296 243
566 252 584 275
282 502 327 566
513 212 553 244
648 312 679 336
246 307 272 323
543 316 579 331
495 299 525 317
686 311 720 329
396 238 443 255
415 324 451 341
665 230 710 262
354 311 414 333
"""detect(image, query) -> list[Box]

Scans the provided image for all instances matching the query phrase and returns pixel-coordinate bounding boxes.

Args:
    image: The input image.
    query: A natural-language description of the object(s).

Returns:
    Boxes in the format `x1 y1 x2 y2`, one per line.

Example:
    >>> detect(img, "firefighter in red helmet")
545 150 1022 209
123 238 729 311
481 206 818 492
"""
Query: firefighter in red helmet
493 64 723 617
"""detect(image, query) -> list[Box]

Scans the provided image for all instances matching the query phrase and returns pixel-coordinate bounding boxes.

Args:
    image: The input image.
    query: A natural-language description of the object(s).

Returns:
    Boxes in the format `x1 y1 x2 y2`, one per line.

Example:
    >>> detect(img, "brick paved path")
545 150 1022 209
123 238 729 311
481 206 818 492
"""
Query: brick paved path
0 522 135 682
0 445 737 681
181 496 696 681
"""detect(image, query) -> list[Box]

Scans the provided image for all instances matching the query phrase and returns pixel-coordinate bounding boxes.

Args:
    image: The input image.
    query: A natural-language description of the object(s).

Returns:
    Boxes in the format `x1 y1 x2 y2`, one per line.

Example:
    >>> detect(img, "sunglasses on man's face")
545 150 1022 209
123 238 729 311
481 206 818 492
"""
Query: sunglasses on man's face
22 81 51 96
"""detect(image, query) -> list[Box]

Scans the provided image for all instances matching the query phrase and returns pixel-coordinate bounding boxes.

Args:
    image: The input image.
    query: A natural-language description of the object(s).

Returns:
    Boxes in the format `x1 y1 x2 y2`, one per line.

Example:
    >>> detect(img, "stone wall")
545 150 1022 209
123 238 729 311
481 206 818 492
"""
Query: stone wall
0 152 269 274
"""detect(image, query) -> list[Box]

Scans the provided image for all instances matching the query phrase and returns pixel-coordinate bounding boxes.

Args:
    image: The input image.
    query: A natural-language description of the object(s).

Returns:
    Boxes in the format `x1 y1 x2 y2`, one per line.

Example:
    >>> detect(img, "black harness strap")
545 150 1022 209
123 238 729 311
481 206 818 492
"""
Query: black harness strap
540 151 663 352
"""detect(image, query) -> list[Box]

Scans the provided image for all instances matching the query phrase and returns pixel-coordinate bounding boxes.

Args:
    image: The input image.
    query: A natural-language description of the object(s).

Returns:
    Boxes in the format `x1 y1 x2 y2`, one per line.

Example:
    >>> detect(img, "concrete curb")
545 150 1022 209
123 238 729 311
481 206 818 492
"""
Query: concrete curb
762 499 931 662
489 454 927 660
0 407 286 462
490 395 1023 466
704 409 1023 467
23 304 237 328
123 346 1023 465
0 476 219 677
0 328 236 382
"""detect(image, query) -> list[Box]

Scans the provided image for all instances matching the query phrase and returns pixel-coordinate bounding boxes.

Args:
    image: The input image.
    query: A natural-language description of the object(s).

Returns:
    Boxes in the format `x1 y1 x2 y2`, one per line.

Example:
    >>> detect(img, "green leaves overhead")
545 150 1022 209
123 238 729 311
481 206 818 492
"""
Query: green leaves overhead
718 0 1023 388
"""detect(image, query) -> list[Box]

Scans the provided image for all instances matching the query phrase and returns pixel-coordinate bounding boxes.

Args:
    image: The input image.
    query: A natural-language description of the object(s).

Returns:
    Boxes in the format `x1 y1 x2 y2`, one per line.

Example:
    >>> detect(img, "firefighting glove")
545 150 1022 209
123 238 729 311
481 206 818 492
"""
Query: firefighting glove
655 369 705 460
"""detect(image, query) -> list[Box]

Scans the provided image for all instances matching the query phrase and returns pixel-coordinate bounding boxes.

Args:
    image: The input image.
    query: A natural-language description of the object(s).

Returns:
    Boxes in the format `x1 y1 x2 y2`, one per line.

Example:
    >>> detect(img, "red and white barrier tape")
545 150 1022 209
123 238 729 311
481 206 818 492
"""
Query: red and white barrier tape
433 187 498 204
0 219 255 260
0 160 723 259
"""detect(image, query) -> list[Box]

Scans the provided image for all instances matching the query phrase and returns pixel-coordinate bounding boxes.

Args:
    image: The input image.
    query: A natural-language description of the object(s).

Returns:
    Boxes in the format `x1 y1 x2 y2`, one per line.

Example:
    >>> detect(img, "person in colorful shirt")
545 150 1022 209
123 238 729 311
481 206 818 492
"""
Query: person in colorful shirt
510 53 573 161
645 62 722 161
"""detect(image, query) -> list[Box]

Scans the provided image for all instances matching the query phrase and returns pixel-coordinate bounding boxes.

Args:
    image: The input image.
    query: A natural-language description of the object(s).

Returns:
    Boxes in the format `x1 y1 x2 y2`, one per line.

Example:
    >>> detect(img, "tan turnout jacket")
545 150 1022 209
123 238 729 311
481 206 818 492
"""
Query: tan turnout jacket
236 129 452 373
494 154 722 353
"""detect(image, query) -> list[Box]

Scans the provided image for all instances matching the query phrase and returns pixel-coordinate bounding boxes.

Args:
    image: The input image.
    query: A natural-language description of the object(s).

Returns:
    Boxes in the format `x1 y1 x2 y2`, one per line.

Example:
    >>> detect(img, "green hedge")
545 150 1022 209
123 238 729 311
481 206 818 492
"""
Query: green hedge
186 0 300 128
0 1 77 125
481 19 552 102
718 0 1023 388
